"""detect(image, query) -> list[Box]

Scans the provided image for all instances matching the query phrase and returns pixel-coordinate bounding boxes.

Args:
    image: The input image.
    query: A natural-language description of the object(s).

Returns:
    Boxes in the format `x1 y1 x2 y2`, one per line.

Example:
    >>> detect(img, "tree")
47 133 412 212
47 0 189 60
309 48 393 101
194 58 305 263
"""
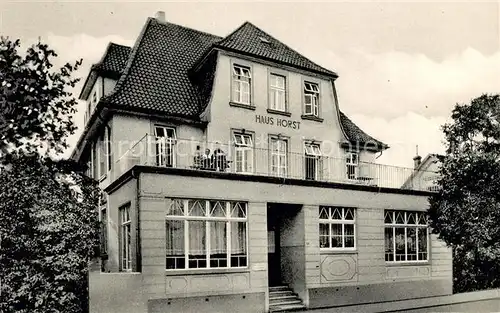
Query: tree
428 94 500 293
0 156 100 313
0 37 81 158
0 38 99 312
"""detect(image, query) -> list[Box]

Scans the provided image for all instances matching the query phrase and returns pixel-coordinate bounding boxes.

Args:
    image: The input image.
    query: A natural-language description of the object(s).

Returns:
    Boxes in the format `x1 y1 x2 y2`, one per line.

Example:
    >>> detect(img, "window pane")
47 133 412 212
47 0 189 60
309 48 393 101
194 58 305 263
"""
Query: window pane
418 227 428 260
331 224 342 248
210 221 227 268
344 208 355 220
344 224 355 249
231 222 247 267
395 227 406 261
384 211 394 224
331 207 342 220
210 201 226 217
385 227 394 261
167 199 184 216
319 207 329 219
188 200 206 216
188 221 206 268
166 220 185 269
345 236 355 248
407 227 417 261
230 202 247 218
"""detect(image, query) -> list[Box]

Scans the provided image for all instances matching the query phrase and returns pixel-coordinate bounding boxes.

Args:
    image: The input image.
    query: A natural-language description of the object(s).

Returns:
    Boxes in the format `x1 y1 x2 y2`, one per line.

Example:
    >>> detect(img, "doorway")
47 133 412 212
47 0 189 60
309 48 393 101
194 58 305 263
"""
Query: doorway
267 203 303 287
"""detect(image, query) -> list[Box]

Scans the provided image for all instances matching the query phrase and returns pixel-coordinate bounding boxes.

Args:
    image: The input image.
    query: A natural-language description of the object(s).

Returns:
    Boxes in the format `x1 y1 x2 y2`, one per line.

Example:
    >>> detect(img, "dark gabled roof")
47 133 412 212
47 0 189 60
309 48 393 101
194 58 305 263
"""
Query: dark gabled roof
79 17 385 153
103 18 221 117
92 43 131 75
339 111 388 150
79 43 132 100
211 22 337 78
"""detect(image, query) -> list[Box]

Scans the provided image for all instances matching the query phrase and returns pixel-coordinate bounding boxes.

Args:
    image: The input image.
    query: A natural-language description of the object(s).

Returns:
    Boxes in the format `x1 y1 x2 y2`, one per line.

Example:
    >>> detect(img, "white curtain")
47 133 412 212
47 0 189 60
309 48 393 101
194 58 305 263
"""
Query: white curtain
188 221 206 256
210 222 227 254
166 220 184 255
231 222 246 255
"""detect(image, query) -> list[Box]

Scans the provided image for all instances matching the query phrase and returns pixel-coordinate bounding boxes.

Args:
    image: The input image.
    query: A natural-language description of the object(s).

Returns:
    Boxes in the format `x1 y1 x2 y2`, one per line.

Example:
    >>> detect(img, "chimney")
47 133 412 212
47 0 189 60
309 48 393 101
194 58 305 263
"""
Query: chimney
155 11 166 22
413 155 422 169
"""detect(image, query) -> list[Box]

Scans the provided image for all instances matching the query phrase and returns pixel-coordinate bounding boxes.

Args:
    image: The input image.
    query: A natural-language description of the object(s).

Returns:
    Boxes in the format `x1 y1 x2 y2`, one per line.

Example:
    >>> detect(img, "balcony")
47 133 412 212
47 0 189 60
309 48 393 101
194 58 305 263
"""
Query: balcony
114 135 438 192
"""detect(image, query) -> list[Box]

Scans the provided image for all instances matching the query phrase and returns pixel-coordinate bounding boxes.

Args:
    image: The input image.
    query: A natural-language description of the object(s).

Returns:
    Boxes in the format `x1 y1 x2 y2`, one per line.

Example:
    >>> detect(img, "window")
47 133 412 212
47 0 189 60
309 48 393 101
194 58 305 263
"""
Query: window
233 133 253 173
346 152 358 180
120 204 132 271
319 206 356 250
269 74 286 111
384 210 429 262
154 126 176 167
165 199 248 270
304 82 319 117
270 137 288 177
95 133 106 179
106 126 112 171
232 65 251 105
305 142 322 180
100 201 108 256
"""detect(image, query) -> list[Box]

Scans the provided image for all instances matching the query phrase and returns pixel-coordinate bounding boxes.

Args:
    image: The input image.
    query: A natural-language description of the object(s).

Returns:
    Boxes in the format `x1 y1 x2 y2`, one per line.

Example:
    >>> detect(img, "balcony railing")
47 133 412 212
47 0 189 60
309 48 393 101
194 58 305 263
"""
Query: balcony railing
114 135 439 192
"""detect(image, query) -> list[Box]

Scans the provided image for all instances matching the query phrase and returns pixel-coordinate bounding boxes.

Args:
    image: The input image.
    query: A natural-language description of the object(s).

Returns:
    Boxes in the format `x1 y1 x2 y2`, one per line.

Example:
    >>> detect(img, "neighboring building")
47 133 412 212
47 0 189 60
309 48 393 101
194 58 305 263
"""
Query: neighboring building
403 154 443 192
74 12 450 313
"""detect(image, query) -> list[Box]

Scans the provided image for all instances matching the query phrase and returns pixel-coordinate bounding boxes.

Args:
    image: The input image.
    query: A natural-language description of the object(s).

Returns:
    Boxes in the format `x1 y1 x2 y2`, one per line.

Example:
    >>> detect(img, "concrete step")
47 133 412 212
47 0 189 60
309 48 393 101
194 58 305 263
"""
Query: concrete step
269 285 289 292
269 303 307 312
269 291 296 298
269 298 303 306
269 294 297 302
269 298 302 307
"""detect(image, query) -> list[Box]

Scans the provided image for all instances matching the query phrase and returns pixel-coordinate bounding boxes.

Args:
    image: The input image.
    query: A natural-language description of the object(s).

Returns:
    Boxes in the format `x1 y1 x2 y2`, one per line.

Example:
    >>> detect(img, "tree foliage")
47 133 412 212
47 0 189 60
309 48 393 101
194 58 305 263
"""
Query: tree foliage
428 94 500 293
0 38 99 312
0 37 82 157
0 155 100 313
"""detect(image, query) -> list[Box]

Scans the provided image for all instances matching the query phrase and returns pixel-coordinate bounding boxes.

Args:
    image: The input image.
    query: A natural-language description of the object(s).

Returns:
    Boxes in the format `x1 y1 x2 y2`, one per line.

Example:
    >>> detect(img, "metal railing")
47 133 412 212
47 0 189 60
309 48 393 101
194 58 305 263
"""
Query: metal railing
114 135 439 192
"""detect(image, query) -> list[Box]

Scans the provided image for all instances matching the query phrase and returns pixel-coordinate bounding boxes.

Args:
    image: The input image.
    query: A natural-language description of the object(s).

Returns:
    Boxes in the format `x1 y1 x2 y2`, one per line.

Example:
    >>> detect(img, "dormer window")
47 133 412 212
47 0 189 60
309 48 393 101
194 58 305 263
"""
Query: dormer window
259 36 270 44
304 82 319 117
232 65 251 105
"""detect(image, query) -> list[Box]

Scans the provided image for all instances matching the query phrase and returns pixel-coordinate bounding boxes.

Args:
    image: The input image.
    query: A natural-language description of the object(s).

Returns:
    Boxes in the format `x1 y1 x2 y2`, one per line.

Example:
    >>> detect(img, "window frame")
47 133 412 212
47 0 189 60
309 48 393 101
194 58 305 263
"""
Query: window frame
119 203 132 272
154 125 177 168
319 206 357 251
269 73 287 112
233 132 254 174
304 142 322 180
345 151 359 180
384 210 429 264
99 198 108 257
232 64 252 105
303 81 320 117
269 136 288 177
165 199 249 271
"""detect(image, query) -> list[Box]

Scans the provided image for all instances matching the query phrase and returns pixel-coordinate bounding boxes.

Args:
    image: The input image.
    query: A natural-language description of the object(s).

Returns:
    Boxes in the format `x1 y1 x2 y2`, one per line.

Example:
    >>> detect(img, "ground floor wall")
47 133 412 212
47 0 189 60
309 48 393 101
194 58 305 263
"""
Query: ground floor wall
96 172 452 312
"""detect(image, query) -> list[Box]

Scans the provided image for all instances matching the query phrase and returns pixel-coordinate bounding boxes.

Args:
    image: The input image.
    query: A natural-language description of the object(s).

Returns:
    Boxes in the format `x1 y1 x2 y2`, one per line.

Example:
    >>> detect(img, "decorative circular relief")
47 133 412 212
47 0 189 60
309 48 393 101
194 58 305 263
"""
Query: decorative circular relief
326 259 350 276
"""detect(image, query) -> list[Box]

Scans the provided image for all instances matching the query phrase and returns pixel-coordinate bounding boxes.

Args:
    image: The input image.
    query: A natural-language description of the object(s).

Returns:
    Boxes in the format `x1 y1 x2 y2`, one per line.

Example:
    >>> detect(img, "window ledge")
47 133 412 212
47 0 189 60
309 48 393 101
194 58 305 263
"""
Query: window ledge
229 102 255 110
165 267 250 276
301 115 324 122
267 109 291 117
385 261 430 267
320 249 357 255
99 174 107 183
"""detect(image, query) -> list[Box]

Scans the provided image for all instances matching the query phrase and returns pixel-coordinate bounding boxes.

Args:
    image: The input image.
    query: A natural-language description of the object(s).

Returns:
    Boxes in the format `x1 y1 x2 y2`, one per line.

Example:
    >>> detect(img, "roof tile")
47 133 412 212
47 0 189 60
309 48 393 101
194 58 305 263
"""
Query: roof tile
99 18 385 149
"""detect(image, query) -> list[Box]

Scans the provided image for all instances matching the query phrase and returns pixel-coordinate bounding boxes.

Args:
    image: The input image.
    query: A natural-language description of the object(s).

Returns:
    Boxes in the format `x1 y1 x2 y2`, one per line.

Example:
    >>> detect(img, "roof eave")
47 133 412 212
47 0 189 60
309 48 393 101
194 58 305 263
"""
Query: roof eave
213 44 338 79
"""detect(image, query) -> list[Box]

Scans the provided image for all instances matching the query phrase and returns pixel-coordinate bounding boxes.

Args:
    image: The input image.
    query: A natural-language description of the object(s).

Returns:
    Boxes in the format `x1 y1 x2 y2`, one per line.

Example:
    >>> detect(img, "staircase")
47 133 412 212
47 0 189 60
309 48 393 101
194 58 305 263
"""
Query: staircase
269 285 306 312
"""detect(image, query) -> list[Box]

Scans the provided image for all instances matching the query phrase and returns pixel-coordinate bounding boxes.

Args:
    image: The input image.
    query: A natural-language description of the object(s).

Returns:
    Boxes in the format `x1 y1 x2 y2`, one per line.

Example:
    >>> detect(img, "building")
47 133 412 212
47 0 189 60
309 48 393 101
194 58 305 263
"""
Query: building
403 154 443 192
74 12 451 313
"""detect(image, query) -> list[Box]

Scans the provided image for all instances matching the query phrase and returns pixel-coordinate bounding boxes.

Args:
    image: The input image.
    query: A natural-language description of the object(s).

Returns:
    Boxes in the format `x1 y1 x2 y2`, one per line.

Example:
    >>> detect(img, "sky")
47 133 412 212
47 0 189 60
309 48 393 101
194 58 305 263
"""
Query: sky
1 1 499 168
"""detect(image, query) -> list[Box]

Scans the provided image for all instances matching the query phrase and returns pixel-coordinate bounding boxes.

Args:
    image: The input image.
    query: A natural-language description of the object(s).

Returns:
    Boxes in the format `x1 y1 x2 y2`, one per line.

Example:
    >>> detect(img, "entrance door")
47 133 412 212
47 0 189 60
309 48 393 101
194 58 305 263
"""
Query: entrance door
267 209 281 286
